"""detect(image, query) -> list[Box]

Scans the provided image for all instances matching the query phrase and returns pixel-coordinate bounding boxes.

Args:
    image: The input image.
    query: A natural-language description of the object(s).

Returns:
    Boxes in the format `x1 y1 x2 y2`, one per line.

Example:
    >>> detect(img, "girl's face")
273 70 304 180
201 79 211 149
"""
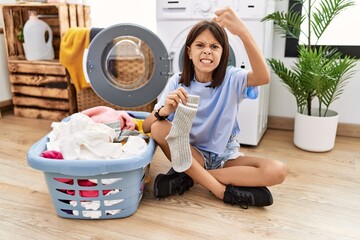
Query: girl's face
187 29 223 81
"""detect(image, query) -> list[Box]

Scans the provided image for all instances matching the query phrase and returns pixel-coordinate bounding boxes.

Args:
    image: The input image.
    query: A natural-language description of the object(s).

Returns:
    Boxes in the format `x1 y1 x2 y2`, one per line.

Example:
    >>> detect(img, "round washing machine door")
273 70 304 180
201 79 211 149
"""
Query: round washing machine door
84 24 170 108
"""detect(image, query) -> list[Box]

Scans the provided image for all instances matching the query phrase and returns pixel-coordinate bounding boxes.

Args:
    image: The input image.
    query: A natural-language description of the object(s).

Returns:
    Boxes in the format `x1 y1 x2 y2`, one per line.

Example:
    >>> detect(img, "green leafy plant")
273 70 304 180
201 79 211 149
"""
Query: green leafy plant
262 0 358 116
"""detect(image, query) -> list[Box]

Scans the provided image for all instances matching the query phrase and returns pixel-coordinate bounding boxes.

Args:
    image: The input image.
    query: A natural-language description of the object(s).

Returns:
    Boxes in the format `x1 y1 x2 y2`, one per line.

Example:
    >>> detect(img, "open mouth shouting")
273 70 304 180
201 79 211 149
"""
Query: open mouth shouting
200 58 213 64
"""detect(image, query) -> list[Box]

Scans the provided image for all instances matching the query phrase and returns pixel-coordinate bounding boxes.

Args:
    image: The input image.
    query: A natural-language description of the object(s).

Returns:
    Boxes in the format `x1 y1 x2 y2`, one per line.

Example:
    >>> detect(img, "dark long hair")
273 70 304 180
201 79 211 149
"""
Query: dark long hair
179 20 230 88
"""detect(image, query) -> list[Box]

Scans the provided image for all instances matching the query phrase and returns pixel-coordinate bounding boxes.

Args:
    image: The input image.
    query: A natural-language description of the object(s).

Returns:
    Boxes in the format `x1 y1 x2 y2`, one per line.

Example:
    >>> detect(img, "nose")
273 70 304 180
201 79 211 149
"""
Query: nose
203 49 211 55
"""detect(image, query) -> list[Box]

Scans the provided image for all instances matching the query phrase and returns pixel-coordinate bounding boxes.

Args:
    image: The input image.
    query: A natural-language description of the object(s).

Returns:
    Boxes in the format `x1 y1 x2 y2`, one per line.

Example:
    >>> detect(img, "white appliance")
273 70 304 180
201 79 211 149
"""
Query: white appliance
0 3 13 106
156 0 275 146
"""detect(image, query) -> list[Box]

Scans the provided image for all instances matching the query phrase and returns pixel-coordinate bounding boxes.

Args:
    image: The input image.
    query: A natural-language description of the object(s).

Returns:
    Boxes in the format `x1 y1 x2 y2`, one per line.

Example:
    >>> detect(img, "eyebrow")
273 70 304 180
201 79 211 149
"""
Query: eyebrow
193 41 220 45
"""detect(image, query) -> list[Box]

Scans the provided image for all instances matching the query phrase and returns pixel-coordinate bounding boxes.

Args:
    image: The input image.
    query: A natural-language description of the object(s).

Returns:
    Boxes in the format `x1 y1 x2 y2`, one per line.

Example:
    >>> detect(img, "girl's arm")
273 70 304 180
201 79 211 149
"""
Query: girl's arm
213 7 270 86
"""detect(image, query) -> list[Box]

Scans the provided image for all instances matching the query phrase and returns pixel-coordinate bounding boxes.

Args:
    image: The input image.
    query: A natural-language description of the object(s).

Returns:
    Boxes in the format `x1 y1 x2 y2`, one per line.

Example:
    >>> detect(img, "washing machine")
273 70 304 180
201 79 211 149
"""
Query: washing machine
156 0 275 146
83 0 275 146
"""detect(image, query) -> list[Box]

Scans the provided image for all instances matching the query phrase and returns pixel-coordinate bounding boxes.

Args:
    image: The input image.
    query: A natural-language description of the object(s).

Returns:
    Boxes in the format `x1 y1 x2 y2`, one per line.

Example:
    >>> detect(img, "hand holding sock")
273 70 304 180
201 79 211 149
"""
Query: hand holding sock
165 95 199 172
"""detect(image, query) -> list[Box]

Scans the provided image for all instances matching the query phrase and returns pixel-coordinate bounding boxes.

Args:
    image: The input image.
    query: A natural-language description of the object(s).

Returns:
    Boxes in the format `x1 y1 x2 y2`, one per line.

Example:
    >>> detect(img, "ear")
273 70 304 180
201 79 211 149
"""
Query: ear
187 46 192 59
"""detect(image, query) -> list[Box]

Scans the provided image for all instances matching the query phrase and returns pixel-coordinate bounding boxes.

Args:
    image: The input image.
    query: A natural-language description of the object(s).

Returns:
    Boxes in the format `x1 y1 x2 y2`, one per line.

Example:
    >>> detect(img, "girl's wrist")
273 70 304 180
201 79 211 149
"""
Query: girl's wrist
154 106 169 121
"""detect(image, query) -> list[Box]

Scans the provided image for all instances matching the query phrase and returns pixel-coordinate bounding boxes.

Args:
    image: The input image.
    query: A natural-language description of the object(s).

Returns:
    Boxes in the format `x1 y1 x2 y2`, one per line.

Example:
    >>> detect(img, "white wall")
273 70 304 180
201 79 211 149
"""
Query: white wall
0 35 12 102
89 0 360 125
89 0 156 32
0 0 14 102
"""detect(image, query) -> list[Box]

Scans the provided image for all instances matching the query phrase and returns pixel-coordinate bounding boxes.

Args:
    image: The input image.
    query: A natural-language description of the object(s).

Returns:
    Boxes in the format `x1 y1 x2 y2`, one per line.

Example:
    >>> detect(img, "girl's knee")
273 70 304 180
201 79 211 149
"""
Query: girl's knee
265 160 287 185
150 120 171 143
150 121 161 140
273 161 287 184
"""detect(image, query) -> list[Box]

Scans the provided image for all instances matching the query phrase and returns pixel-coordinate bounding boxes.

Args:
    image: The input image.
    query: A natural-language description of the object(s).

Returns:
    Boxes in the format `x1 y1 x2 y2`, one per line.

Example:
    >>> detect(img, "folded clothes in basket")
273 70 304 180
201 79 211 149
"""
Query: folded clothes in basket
82 106 136 131
46 113 147 160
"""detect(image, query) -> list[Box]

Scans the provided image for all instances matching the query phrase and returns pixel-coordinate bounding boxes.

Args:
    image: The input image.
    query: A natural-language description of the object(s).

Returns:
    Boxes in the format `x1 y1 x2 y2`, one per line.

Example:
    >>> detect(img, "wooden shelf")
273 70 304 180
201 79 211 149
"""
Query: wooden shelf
2 3 91 120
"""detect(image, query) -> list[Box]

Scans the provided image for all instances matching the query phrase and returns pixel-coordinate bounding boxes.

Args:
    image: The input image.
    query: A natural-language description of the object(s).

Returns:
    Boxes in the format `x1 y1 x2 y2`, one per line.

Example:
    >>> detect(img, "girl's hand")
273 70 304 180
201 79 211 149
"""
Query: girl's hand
162 87 188 116
213 6 249 39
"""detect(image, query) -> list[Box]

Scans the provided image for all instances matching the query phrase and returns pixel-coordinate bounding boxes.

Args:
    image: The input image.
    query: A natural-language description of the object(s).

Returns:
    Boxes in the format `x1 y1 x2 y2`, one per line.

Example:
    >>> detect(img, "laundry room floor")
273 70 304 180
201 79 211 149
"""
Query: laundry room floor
0 110 359 240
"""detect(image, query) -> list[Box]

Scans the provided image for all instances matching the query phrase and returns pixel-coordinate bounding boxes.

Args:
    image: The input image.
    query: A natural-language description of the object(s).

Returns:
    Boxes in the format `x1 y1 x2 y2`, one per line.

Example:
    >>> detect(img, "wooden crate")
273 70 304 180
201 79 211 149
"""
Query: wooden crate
1 3 91 121
2 3 91 60
8 60 77 120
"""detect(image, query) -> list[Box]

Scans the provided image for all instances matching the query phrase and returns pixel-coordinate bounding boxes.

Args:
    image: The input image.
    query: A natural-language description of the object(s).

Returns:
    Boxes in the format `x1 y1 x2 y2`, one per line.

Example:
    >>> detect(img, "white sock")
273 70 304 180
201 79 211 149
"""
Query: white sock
186 94 200 108
165 95 199 172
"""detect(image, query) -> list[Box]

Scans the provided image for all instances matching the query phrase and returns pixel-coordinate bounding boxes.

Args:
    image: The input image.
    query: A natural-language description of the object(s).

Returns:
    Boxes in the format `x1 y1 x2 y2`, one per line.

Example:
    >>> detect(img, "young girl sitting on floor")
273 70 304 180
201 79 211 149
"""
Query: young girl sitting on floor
142 6 287 208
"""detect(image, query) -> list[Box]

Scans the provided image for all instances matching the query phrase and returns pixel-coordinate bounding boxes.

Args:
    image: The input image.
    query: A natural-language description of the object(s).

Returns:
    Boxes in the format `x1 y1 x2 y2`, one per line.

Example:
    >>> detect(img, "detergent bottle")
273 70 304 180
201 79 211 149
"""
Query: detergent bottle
23 11 55 61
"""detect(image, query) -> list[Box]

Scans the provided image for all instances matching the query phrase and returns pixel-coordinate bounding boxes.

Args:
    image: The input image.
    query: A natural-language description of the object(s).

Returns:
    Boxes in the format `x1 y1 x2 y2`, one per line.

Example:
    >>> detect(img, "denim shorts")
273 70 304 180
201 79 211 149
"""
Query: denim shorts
194 135 243 170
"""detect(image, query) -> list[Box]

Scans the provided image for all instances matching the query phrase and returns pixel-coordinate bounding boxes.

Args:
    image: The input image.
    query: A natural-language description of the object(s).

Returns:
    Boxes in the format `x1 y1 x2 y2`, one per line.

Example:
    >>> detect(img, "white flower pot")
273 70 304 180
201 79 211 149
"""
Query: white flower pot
293 109 339 152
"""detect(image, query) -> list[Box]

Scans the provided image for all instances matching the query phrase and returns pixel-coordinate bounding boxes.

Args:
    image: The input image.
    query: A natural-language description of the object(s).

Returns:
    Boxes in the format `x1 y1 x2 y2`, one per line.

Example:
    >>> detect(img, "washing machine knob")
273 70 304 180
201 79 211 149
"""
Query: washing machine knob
199 0 212 13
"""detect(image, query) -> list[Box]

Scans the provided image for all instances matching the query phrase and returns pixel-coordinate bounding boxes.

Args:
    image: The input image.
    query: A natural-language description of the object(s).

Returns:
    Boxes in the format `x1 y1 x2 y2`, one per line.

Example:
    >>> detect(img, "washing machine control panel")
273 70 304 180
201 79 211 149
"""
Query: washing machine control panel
157 0 268 20
192 0 268 19
192 0 233 19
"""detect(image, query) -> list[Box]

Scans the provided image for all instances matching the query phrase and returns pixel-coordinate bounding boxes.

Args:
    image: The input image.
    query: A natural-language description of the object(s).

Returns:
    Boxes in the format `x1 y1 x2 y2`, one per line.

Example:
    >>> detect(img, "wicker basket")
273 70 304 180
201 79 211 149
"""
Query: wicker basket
77 87 156 112
77 36 156 112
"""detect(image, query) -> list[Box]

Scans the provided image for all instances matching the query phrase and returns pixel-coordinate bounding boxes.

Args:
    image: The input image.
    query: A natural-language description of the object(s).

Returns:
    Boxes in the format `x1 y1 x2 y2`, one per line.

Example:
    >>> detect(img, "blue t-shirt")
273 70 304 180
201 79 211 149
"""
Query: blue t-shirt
155 66 258 154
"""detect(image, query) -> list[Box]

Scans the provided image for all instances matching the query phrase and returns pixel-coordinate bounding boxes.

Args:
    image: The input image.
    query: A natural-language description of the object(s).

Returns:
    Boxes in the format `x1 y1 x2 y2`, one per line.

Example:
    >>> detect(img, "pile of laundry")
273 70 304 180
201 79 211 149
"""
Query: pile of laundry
39 106 150 219
42 106 149 160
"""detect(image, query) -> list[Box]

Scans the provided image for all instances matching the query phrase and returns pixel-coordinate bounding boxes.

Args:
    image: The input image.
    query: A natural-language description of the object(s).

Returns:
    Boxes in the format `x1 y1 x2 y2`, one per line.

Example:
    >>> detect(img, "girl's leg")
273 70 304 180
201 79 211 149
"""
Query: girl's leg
209 156 287 187
151 120 285 202
151 120 226 199
150 120 172 158
185 153 286 200
186 148 226 199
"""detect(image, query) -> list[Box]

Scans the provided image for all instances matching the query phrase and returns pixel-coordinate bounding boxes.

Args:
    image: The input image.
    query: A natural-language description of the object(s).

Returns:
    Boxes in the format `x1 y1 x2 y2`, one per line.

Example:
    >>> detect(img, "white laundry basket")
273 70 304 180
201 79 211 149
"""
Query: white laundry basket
27 111 155 219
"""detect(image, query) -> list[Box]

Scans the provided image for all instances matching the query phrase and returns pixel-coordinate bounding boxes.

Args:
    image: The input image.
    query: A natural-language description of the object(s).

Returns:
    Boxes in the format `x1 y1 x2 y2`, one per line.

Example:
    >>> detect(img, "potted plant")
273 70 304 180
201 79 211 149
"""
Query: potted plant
262 0 358 152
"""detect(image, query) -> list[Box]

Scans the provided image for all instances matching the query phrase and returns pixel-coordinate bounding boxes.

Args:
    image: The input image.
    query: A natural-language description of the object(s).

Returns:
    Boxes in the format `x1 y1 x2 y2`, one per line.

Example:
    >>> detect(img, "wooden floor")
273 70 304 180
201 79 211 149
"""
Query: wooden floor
0 111 359 240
